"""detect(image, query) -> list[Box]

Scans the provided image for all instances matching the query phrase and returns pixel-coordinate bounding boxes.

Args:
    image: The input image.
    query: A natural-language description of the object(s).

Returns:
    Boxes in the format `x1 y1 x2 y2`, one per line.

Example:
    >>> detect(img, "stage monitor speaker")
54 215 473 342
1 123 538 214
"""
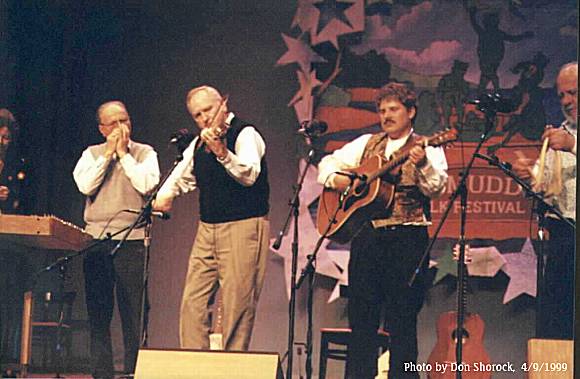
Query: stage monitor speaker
526 339 573 379
134 348 283 379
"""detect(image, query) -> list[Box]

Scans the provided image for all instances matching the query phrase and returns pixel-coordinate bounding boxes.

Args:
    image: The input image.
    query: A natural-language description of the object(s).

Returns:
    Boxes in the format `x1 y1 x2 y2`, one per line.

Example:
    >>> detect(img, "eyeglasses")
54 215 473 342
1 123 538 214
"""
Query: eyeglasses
100 118 130 128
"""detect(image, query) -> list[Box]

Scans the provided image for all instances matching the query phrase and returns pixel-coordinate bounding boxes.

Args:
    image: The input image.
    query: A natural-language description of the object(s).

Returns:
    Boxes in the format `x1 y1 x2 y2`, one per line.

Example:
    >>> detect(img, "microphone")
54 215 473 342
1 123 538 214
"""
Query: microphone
474 153 512 170
469 93 515 113
334 171 367 182
169 129 195 145
125 208 171 220
297 120 328 137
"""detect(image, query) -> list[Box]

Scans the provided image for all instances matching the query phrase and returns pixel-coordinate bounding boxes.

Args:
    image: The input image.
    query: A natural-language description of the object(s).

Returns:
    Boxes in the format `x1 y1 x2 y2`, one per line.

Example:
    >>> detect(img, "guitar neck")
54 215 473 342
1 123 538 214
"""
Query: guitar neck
366 130 457 183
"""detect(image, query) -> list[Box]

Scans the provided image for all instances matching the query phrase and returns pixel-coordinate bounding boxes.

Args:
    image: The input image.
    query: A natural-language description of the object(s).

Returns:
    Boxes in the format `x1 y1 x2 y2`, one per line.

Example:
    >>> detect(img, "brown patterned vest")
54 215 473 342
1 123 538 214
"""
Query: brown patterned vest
361 132 431 227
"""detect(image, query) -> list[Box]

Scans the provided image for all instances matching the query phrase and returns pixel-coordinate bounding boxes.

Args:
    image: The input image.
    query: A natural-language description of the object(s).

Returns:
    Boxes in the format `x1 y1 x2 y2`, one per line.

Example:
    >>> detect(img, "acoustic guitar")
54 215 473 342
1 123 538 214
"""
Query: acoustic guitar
427 246 491 379
316 129 457 243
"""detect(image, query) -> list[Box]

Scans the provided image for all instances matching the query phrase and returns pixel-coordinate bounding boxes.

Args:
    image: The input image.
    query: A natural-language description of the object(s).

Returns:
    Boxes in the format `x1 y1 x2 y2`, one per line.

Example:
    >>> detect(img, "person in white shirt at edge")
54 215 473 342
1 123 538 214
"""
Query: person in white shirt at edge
317 82 448 379
154 86 270 351
513 62 577 340
73 101 160 379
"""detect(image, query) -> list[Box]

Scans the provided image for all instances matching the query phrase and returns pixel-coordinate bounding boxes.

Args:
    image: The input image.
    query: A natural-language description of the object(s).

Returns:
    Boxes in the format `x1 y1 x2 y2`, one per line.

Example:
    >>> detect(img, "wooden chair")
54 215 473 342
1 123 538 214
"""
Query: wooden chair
318 327 390 379
20 291 76 376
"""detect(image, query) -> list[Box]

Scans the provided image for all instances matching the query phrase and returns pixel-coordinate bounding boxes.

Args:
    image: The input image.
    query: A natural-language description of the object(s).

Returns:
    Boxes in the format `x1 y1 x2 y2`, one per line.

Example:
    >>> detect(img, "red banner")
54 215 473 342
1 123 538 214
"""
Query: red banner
431 136 541 239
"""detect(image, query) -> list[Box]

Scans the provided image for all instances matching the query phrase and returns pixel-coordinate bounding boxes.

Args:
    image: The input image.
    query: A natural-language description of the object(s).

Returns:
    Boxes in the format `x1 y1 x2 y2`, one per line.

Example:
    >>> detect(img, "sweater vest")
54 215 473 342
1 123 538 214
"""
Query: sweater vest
362 132 431 226
193 117 269 224
83 142 153 239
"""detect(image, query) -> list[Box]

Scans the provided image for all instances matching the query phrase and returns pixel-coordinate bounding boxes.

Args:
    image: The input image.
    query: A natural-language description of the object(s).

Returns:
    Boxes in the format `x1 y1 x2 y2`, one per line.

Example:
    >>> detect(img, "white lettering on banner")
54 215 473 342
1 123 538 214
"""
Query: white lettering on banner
431 200 527 215
446 175 522 196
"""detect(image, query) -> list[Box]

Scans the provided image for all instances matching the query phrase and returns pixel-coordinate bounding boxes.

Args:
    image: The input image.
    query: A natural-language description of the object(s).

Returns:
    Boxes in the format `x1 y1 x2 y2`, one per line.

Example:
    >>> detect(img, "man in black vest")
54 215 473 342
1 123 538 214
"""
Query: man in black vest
317 83 448 379
155 85 270 351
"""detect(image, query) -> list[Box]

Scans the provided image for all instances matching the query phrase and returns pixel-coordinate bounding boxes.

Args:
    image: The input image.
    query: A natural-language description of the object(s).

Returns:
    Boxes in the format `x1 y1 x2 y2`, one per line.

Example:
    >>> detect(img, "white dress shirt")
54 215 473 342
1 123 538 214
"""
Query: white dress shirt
317 130 448 198
532 120 577 220
158 112 266 199
73 141 160 196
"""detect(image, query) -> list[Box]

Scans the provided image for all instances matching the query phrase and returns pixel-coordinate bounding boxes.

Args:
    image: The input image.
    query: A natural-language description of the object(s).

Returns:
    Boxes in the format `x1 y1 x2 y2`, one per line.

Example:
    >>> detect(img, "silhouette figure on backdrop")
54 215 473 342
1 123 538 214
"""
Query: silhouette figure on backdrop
415 90 442 136
436 60 470 129
487 52 549 153
468 7 534 92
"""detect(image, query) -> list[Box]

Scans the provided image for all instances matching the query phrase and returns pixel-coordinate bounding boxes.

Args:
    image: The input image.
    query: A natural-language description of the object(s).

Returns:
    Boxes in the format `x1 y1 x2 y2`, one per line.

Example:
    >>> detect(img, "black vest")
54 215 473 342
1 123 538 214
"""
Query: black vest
193 117 269 224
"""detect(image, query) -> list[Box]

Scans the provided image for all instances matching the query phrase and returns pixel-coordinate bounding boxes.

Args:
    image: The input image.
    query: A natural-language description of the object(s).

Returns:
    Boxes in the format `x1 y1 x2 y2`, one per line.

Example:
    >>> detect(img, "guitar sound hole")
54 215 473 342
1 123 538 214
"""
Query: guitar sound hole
343 185 369 211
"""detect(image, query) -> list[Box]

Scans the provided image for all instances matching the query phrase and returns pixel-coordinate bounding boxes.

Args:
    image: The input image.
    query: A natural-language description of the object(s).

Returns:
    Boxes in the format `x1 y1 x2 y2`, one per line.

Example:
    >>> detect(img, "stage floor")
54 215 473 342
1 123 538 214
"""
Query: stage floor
5 375 131 379
1 370 131 379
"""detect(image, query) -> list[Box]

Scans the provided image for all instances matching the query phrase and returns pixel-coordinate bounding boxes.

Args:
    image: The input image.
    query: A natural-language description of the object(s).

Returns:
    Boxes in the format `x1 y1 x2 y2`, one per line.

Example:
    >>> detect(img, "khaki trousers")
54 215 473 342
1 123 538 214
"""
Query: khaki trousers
179 216 269 351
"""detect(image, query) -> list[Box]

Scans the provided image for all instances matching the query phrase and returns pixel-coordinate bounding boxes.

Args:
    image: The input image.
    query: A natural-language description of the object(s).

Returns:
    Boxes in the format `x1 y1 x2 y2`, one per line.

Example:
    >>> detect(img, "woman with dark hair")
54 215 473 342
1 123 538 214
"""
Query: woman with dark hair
0 108 26 214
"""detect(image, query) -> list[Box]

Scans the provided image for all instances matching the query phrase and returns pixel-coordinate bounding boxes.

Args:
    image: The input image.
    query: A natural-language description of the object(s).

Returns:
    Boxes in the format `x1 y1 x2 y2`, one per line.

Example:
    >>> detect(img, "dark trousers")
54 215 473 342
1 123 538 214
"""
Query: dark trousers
346 225 429 379
83 240 145 379
540 218 575 340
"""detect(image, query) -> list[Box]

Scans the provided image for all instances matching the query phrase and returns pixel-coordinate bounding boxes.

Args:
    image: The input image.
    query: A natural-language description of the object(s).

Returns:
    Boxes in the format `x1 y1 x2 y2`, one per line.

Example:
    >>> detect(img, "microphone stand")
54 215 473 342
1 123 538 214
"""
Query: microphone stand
473 152 574 337
34 143 185 377
296 184 349 379
272 149 315 379
108 148 185 348
409 104 499 379
34 222 147 378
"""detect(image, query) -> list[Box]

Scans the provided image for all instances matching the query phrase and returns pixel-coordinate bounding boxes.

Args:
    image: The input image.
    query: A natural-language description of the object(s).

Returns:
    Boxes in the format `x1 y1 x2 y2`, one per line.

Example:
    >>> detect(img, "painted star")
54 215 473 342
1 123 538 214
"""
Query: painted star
328 250 349 302
501 238 537 304
466 246 506 277
311 0 365 48
292 0 319 33
276 33 327 73
288 69 323 110
292 97 314 123
314 0 355 33
433 245 457 285
272 160 348 299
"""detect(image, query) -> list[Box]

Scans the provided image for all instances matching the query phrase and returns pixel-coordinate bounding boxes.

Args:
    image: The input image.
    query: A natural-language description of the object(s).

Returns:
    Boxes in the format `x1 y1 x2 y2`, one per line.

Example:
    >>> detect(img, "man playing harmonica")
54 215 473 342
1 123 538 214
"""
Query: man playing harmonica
154 85 270 351
73 101 160 379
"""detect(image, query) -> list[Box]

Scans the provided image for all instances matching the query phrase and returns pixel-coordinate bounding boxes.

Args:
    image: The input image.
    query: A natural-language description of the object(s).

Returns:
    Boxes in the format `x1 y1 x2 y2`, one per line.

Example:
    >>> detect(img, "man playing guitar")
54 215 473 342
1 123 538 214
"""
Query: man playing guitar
317 82 448 379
